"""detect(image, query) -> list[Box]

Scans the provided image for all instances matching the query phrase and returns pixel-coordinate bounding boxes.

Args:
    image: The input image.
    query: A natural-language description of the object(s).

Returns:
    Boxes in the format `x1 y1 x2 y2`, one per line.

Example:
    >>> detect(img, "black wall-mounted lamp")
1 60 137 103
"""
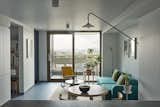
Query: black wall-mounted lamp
83 12 137 59
82 12 136 41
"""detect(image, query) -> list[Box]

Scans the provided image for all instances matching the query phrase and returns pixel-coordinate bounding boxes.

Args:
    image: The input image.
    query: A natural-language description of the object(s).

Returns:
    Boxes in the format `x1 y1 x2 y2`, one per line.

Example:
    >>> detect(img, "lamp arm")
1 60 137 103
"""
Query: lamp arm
88 12 134 41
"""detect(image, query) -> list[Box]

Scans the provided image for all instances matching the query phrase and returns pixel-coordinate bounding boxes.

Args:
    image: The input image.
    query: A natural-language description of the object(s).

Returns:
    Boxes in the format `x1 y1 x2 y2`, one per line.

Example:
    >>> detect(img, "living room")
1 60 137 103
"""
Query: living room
1 0 160 106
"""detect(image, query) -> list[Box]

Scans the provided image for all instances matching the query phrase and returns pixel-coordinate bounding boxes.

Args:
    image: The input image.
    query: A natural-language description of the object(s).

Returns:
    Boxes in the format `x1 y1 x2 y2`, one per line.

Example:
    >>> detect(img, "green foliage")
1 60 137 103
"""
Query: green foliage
84 48 101 70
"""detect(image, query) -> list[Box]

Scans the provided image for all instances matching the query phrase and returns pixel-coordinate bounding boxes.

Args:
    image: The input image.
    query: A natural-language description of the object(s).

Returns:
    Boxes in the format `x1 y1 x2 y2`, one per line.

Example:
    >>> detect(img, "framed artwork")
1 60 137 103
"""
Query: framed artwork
124 38 137 59
26 39 29 58
129 38 137 59
124 40 128 56
29 39 33 57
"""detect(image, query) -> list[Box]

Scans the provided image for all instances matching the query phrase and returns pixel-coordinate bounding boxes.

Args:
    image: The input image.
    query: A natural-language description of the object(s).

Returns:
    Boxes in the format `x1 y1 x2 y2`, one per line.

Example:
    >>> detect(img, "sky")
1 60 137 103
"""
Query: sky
50 32 100 51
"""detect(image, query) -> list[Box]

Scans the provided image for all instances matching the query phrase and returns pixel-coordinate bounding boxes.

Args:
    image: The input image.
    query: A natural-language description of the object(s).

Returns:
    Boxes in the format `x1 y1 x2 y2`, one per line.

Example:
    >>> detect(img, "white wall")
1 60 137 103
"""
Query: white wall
0 14 35 106
102 33 119 76
23 27 35 92
117 26 139 79
38 31 47 81
0 15 10 106
114 8 160 100
10 17 35 93
138 8 160 100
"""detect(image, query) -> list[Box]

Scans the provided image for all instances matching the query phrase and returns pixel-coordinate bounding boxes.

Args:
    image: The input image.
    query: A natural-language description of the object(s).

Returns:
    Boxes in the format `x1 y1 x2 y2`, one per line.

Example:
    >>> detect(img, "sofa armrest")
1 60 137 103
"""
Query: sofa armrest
112 85 124 98
112 84 138 100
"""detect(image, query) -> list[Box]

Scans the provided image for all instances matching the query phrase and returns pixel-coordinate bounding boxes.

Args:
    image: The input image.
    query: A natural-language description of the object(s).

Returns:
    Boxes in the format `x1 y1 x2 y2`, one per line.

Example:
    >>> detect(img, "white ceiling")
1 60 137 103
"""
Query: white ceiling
104 0 160 33
0 0 139 30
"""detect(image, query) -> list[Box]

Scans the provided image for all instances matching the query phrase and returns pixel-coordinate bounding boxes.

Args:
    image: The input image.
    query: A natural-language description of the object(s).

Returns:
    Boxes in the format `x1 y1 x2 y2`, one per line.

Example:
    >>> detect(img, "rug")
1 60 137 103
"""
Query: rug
49 86 102 101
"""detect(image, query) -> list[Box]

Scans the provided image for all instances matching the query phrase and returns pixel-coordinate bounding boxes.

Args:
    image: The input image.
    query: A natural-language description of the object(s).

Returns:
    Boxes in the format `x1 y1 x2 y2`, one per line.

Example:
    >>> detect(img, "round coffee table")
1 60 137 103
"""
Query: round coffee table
65 79 84 86
68 85 108 100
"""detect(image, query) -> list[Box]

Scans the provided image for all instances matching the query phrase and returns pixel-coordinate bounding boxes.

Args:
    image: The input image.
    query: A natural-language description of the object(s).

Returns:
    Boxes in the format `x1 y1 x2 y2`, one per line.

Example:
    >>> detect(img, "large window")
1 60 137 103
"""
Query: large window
48 32 101 81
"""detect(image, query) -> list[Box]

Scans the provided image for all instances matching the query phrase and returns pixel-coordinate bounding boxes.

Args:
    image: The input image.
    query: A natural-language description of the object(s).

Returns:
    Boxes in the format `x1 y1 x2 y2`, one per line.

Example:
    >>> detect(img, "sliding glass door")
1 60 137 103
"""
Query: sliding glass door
49 34 73 80
74 32 100 81
48 32 101 81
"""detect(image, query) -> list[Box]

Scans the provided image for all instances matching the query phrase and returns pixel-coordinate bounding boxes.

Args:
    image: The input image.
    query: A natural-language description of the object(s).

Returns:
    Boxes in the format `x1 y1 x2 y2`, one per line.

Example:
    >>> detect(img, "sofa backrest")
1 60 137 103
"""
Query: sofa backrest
129 77 138 86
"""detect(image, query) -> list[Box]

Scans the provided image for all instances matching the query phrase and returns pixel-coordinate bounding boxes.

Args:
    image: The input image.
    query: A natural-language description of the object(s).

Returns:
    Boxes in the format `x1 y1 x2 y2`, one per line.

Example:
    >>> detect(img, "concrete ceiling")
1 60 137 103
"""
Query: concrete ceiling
0 0 138 31
104 0 160 33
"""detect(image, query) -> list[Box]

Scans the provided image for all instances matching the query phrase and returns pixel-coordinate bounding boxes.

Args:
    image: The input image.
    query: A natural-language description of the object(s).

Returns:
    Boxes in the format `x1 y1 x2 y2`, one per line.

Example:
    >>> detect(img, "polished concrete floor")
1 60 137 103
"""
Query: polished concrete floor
12 82 60 100
3 100 160 107
12 82 97 100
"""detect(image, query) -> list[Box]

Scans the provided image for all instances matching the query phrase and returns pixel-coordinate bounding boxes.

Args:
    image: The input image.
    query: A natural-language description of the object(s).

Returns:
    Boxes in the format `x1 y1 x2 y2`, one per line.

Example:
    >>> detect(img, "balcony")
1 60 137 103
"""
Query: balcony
50 55 100 81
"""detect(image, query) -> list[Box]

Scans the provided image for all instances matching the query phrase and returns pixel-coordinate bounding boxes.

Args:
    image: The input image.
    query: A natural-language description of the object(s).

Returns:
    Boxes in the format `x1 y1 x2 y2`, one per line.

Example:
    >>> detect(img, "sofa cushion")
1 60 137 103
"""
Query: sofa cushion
112 69 121 81
97 77 116 84
101 84 115 91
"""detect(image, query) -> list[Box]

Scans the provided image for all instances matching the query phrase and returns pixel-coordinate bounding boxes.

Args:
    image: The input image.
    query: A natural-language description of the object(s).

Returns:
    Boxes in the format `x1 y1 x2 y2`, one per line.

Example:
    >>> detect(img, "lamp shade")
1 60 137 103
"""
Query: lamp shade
82 22 94 28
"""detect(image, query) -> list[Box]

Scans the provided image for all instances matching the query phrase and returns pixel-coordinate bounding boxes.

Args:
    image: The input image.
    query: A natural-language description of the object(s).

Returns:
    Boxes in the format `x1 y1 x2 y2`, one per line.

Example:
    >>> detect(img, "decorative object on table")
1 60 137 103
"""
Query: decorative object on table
84 49 100 70
79 85 90 93
84 48 101 81
86 69 92 75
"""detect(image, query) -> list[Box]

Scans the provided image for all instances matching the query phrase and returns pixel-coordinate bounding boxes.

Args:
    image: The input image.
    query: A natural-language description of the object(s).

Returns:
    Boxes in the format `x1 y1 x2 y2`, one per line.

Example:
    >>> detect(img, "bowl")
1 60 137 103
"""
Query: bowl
79 85 90 93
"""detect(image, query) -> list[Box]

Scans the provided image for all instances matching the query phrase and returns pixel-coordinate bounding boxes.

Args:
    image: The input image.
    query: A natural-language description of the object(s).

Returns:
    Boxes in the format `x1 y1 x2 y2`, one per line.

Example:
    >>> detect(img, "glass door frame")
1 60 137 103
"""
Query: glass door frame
47 31 102 82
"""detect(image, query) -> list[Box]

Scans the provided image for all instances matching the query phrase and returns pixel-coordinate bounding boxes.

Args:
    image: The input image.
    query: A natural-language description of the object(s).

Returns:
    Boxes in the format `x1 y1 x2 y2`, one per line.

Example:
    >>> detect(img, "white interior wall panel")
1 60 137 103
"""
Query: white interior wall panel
0 26 11 106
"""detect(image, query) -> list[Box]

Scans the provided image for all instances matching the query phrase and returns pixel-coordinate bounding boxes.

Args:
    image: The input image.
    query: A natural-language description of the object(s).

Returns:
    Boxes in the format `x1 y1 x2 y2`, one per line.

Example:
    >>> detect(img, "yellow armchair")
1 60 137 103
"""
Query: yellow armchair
61 66 75 78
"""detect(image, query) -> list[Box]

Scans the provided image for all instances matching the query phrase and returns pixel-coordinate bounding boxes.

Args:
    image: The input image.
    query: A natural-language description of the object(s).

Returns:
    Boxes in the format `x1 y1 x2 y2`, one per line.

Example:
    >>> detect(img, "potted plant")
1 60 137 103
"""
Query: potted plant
84 49 101 74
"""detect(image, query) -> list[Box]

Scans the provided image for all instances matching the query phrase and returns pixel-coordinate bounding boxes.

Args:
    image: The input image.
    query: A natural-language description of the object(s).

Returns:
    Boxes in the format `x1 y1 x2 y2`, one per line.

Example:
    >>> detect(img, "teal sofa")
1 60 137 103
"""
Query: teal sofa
97 73 138 100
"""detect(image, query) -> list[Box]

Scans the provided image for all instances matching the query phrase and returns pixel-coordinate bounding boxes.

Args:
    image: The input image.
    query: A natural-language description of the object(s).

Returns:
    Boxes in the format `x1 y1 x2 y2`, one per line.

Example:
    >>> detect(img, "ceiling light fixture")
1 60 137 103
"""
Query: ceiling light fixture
82 22 94 28
83 12 136 41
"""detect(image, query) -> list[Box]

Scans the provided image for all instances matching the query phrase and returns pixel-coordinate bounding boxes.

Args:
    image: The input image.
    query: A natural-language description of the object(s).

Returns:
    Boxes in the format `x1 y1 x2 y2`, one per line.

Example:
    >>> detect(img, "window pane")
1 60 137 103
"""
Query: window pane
50 34 73 79
74 32 100 81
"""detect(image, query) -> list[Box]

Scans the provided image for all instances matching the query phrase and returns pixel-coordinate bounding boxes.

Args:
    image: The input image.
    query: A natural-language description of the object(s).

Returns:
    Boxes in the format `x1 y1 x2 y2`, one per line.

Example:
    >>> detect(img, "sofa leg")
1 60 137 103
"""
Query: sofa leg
104 90 111 100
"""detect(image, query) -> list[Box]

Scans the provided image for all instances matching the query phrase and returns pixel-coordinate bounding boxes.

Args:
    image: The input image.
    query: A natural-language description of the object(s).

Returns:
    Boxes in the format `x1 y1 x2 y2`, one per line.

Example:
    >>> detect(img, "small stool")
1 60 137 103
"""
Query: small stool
84 70 95 81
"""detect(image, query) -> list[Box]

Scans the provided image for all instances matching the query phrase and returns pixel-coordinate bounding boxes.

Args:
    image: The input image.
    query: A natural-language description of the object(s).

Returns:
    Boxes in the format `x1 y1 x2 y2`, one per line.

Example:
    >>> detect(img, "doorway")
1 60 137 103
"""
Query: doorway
47 31 101 82
10 23 23 97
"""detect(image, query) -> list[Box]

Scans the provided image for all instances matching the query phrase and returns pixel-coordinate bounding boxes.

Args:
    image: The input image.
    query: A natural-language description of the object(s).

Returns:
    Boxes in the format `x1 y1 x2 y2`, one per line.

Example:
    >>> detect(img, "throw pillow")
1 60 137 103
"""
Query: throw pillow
116 74 127 85
112 69 120 81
